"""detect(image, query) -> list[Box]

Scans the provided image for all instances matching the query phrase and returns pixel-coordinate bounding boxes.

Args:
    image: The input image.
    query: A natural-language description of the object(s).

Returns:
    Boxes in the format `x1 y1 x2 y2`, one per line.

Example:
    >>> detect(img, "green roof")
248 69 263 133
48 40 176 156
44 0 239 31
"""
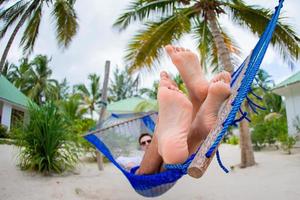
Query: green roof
273 71 300 90
0 75 29 108
107 97 157 113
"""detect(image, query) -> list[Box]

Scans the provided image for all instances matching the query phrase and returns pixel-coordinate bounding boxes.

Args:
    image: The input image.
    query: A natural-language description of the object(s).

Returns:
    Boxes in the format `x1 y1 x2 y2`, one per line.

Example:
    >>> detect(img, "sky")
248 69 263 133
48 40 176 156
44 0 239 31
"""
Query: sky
1 0 300 89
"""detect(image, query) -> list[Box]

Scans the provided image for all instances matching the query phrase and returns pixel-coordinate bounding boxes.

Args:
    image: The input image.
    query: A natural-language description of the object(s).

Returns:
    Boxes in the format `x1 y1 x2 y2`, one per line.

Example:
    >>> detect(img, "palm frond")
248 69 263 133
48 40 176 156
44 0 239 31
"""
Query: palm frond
225 1 300 68
0 1 29 39
20 4 42 54
52 0 78 48
0 0 28 21
125 8 194 73
113 0 179 31
192 18 217 72
75 84 90 97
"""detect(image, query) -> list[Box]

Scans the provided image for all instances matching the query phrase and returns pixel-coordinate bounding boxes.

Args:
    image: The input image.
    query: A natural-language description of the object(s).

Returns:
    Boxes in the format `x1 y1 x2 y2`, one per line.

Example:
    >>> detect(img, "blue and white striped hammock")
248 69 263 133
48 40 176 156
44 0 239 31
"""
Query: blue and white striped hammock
84 0 284 197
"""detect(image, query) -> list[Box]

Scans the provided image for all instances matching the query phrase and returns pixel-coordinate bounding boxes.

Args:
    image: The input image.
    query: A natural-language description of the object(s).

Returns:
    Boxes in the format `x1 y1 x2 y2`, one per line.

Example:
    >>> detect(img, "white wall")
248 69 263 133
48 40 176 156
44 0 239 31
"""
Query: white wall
0 102 12 130
281 84 300 136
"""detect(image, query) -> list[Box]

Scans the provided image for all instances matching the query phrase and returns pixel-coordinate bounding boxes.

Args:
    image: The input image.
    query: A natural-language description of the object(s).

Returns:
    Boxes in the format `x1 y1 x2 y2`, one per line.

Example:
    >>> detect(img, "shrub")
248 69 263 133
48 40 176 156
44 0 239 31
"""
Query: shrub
251 114 287 150
227 135 239 145
15 102 80 174
0 124 8 138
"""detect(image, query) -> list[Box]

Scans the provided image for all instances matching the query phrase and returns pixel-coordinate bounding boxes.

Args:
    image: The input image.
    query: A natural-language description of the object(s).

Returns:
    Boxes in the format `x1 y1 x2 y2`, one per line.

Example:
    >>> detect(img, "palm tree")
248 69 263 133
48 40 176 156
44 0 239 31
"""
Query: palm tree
5 58 33 93
0 0 78 72
58 94 87 121
139 80 159 99
114 0 299 73
115 0 300 167
75 73 101 119
26 55 59 104
108 67 139 102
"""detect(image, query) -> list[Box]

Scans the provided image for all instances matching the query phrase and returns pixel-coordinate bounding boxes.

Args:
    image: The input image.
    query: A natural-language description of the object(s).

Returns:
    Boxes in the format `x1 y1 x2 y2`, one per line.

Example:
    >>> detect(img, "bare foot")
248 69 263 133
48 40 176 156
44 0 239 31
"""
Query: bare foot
165 45 209 118
156 74 193 164
188 71 231 154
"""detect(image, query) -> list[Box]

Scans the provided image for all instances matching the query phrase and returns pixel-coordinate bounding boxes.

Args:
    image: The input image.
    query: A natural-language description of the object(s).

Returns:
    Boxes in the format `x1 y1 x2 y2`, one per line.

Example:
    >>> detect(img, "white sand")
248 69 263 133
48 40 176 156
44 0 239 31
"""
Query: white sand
1 144 299 200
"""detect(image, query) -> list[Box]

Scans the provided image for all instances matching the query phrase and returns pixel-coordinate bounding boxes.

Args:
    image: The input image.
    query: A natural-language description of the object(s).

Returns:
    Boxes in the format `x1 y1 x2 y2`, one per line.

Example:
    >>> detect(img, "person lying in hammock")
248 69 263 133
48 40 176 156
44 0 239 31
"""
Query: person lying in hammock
116 133 152 171
135 45 232 175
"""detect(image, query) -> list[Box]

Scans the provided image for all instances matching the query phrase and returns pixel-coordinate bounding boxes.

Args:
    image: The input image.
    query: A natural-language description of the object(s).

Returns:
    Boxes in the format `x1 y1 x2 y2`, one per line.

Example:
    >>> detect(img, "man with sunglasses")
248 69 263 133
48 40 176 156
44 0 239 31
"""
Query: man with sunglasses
116 133 152 171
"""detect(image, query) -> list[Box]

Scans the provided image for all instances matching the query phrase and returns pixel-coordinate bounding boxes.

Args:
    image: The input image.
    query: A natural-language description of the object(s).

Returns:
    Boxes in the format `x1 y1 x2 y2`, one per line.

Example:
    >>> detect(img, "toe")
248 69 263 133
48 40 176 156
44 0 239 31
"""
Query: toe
160 71 169 79
165 45 176 56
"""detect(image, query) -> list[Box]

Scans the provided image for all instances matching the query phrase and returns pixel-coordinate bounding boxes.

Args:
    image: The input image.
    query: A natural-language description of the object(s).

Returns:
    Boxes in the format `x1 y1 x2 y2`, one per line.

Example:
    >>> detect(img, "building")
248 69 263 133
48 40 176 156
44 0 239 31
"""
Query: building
272 71 300 137
0 75 29 131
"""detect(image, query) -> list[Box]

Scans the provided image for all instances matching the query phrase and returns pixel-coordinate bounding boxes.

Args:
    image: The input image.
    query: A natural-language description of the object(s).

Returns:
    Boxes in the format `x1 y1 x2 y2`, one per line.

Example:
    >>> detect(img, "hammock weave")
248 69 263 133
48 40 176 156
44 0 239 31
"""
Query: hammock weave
84 0 284 197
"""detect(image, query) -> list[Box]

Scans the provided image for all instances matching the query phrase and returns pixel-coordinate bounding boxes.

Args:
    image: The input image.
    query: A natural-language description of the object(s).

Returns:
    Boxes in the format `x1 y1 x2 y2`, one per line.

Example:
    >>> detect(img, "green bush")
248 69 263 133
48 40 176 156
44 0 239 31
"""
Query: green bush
70 118 96 157
15 102 80 174
227 135 239 145
0 124 8 138
251 115 287 150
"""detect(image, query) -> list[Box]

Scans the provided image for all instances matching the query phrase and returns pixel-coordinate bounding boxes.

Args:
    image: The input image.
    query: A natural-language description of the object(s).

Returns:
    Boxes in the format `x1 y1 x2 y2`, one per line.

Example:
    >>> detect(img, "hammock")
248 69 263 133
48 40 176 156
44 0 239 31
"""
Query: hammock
84 0 284 197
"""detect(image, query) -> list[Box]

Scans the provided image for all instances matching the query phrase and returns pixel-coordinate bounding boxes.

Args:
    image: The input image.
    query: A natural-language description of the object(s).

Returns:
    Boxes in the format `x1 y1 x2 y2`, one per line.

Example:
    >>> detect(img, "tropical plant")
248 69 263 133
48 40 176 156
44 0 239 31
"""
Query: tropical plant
227 134 239 145
108 67 140 102
116 0 300 167
0 124 8 138
58 94 87 121
114 0 299 73
251 113 287 150
15 102 80 174
26 55 59 104
0 0 78 72
139 80 159 100
75 73 101 118
4 58 32 92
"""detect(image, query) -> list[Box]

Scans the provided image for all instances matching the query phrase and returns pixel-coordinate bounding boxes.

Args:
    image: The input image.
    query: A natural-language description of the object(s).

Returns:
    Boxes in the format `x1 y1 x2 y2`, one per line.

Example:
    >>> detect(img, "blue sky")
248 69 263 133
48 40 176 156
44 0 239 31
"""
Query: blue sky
0 0 299 88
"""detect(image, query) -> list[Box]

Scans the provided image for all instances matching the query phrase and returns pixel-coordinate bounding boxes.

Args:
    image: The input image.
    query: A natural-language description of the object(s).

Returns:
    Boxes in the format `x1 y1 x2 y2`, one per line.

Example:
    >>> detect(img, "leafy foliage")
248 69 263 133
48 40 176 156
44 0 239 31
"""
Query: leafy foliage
0 124 8 138
4 55 61 104
0 0 78 55
75 73 101 118
115 0 299 72
108 67 139 101
15 102 80 174
251 112 287 150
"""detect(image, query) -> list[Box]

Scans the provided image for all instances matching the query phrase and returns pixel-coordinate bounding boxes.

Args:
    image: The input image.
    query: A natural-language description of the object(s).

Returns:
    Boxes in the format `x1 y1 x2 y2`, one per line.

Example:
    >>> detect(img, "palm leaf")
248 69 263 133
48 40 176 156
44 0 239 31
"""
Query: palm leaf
192 18 240 73
52 0 78 48
225 0 300 68
20 4 42 54
113 0 179 31
0 1 30 39
125 8 194 73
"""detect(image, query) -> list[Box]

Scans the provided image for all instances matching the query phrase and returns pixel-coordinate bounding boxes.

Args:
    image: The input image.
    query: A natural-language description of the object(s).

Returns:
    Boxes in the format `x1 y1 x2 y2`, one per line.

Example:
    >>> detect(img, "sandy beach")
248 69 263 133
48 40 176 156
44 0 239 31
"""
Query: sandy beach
0 144 299 200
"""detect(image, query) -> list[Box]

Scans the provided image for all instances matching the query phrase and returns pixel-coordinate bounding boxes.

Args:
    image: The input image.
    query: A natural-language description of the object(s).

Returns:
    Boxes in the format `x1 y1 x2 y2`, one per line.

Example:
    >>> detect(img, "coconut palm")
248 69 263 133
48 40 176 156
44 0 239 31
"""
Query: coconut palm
114 0 299 73
4 58 32 93
115 0 300 167
108 67 140 102
75 73 101 119
58 94 87 121
0 0 78 72
24 55 59 104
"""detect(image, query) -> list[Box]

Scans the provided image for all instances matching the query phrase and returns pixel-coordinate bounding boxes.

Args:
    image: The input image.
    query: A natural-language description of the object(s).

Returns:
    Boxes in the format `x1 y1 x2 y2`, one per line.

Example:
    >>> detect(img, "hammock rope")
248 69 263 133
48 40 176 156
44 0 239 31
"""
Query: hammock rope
84 0 284 197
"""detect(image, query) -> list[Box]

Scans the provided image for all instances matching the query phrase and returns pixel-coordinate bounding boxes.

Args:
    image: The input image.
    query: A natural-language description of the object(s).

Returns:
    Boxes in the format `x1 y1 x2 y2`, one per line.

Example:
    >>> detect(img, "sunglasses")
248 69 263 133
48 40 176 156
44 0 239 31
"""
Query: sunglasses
140 139 152 146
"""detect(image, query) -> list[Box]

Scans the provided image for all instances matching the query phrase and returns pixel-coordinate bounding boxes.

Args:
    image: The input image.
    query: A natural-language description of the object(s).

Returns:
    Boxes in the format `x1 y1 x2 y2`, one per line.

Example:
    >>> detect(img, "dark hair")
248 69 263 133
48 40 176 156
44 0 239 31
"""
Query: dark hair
138 133 152 145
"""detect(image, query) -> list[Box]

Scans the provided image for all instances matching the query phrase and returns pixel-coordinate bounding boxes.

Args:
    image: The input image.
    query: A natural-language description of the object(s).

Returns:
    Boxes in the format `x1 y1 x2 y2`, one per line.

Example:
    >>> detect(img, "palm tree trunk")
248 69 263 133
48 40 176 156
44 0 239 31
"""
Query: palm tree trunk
206 10 233 73
96 60 111 171
0 0 39 73
0 16 27 73
239 114 255 167
207 10 255 168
